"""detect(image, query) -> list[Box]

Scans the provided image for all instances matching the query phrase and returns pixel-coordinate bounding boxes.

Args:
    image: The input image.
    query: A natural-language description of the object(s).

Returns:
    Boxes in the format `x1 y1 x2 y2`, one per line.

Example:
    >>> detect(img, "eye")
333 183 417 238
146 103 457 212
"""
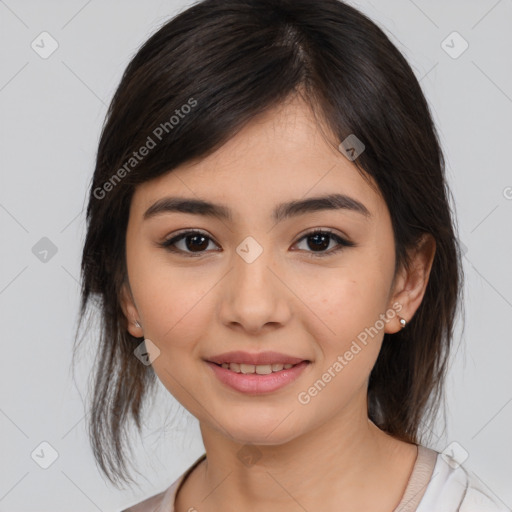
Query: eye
160 230 220 256
293 229 355 257
159 228 355 257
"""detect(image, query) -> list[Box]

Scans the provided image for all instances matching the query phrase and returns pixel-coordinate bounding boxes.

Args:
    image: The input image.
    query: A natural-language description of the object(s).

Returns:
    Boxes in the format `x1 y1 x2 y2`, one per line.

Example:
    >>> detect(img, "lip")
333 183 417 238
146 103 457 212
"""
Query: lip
205 360 310 394
205 350 308 366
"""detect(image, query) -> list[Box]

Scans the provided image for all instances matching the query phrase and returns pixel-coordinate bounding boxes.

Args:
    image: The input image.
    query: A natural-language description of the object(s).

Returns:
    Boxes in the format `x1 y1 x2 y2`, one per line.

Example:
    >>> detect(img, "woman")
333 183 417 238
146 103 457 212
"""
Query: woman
74 0 508 510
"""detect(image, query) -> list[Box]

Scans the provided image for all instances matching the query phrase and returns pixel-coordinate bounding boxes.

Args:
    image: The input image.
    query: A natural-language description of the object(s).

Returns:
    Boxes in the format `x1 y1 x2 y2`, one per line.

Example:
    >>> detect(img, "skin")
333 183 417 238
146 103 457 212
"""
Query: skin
121 93 436 511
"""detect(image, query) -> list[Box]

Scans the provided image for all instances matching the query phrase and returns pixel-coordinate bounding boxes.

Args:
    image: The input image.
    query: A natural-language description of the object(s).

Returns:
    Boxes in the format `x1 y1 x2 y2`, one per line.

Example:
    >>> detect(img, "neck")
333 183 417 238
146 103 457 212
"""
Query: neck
178 392 417 511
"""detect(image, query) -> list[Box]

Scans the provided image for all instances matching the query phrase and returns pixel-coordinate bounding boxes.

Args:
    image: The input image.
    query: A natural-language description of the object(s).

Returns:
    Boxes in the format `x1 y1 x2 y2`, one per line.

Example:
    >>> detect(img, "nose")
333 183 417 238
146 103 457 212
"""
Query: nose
218 239 292 334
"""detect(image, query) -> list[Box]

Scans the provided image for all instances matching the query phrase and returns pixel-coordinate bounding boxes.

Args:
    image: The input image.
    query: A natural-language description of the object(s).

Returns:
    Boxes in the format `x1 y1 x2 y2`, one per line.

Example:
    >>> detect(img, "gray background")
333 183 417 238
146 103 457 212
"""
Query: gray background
1 0 511 510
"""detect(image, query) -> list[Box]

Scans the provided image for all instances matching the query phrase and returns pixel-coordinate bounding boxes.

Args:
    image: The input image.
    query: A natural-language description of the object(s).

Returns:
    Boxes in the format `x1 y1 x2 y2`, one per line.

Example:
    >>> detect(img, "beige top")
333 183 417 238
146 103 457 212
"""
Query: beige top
122 444 439 512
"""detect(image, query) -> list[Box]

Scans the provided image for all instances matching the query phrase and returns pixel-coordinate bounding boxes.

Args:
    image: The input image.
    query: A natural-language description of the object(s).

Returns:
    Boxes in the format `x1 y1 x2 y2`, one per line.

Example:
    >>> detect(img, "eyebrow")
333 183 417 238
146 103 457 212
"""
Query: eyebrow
143 193 372 223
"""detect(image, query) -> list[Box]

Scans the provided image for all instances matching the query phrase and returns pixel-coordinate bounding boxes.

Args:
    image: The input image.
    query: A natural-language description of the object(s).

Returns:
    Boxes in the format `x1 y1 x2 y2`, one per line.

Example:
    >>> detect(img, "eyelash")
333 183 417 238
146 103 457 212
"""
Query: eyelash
159 229 355 258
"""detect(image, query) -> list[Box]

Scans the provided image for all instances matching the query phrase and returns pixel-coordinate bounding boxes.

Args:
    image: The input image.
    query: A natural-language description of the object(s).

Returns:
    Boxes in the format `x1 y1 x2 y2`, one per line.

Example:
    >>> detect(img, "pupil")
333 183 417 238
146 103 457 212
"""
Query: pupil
187 234 208 252
308 233 329 251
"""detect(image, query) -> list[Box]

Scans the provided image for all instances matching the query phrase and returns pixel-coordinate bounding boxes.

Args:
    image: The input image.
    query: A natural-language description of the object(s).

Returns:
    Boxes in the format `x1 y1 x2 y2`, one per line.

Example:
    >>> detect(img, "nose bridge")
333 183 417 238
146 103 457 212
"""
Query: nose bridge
219 234 290 331
234 234 277 300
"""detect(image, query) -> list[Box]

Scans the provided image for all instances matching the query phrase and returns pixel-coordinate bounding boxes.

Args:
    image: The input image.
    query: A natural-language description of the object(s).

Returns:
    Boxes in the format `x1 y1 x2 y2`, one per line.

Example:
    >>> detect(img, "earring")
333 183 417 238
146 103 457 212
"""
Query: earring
398 316 407 329
134 320 141 328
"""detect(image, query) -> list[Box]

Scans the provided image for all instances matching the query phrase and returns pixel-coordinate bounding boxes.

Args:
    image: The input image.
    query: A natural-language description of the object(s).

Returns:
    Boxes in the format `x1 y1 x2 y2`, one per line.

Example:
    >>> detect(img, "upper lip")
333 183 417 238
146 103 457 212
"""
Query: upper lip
206 351 308 366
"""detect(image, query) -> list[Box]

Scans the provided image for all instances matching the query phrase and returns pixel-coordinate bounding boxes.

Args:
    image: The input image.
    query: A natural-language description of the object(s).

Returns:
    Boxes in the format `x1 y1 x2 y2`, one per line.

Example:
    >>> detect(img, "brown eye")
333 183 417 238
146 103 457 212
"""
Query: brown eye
159 229 355 258
293 230 355 257
161 230 219 255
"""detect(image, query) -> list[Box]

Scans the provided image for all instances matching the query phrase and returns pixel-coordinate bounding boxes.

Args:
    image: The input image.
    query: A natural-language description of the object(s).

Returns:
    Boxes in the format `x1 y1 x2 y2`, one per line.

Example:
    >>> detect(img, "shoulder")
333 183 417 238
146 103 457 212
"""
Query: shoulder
120 477 183 512
417 449 510 512
120 453 207 512
121 489 167 512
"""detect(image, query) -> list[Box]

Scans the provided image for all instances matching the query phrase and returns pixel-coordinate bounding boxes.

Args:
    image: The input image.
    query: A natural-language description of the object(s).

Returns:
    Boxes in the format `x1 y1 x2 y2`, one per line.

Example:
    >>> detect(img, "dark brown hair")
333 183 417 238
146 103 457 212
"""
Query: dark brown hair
74 0 464 489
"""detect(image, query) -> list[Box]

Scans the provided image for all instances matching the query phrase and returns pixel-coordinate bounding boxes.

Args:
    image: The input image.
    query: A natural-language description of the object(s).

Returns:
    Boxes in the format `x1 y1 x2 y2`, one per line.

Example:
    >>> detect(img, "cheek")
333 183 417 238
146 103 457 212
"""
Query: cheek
293 252 393 388
299 260 391 344
292 274 388 419
133 265 215 411
138 277 212 349
127 246 216 353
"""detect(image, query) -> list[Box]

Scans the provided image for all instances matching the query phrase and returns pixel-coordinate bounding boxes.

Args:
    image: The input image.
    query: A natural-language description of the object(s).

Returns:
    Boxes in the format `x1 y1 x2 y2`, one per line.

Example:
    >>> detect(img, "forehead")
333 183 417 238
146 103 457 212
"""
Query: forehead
131 96 386 221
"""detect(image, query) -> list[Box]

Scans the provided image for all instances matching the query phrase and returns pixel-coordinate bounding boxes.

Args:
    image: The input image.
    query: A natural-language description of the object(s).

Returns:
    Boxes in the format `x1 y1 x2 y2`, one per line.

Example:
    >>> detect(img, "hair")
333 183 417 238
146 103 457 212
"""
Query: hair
73 0 464 489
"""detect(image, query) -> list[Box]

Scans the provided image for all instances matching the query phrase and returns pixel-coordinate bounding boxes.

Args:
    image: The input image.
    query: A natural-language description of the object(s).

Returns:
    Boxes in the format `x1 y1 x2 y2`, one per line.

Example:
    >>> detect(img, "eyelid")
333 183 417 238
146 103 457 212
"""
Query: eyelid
296 226 350 242
162 228 213 242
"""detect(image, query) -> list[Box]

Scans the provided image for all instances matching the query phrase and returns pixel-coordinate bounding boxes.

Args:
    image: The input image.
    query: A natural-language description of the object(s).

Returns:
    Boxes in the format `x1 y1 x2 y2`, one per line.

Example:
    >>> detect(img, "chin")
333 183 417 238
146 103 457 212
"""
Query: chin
213 413 306 447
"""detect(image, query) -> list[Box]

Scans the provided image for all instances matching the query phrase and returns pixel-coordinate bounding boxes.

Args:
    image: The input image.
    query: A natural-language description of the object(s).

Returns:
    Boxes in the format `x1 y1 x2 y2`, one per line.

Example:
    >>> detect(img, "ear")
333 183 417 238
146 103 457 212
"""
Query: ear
385 233 436 334
120 280 144 338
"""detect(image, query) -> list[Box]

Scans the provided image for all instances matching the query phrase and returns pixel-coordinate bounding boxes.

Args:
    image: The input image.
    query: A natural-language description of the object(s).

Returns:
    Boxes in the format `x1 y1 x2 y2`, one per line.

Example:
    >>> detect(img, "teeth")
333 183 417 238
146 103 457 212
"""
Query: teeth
219 362 297 373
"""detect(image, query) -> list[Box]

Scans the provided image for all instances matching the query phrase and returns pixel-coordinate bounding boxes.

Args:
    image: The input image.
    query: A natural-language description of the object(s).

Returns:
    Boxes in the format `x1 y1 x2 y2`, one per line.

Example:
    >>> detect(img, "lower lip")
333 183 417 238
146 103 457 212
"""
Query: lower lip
205 361 310 394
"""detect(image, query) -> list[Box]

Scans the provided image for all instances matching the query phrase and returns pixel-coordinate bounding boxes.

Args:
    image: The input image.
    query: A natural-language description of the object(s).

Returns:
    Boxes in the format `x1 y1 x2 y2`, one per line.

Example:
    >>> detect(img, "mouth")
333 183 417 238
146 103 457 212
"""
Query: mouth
209 361 309 375
204 354 311 394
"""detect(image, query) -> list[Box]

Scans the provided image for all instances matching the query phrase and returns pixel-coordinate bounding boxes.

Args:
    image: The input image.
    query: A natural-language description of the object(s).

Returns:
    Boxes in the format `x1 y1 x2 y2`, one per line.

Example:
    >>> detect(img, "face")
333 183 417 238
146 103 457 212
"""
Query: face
121 95 428 446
